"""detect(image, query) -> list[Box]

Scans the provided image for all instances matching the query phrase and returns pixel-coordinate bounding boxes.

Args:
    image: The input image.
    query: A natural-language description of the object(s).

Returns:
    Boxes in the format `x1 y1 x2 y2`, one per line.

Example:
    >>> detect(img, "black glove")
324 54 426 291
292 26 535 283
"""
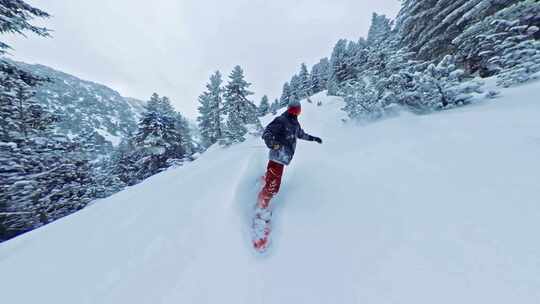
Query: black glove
313 136 323 144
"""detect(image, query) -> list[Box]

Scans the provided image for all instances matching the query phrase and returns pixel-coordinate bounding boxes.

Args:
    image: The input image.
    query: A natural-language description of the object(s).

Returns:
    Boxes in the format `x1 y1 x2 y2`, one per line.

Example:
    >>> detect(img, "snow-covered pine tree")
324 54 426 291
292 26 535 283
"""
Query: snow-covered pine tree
347 40 370 79
73 129 114 157
395 0 523 61
412 55 484 111
206 71 224 144
298 63 311 99
271 98 279 115
289 74 302 102
1 2 97 241
279 82 292 108
367 13 393 47
175 112 194 158
0 72 46 140
321 13 398 103
197 92 213 147
367 45 422 107
222 66 261 144
454 23 507 77
0 0 50 55
1 2 134 241
381 47 482 111
310 57 330 94
0 70 96 239
341 77 384 121
0 0 51 141
328 39 364 95
340 25 483 119
258 95 270 117
197 71 224 147
2 138 95 233
340 39 417 119
496 28 540 87
0 1 51 108
121 93 193 183
328 39 349 95
111 137 138 186
0 72 44 235
280 58 329 104
453 0 540 77
92 153 126 200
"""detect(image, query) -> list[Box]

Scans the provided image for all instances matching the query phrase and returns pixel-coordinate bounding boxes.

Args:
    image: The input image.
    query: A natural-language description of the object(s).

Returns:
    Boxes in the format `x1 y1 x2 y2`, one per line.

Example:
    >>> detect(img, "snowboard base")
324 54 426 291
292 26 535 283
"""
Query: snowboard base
251 206 272 253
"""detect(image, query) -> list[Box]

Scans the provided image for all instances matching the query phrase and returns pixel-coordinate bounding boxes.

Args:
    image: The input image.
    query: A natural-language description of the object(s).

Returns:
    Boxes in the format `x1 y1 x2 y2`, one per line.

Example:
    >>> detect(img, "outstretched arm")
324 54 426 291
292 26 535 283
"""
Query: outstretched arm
298 128 323 144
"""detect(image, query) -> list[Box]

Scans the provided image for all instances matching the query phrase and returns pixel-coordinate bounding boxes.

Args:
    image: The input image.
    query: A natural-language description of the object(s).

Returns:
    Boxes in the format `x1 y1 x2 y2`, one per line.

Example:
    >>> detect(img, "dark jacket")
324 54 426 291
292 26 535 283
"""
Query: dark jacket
262 112 316 165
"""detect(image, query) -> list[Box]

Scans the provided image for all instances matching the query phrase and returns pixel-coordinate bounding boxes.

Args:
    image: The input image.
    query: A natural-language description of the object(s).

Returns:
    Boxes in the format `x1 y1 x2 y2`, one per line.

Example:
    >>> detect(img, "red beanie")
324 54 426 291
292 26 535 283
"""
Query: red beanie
287 106 301 116
287 101 302 116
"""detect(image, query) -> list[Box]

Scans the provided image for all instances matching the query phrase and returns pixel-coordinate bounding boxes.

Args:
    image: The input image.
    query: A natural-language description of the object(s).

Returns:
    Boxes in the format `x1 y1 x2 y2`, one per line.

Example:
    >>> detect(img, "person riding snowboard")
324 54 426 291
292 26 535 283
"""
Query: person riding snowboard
258 100 323 209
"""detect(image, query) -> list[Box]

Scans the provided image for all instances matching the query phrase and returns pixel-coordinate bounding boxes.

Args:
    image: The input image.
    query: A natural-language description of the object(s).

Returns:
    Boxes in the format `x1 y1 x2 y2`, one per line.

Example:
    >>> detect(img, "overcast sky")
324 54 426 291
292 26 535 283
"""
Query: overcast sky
6 0 400 118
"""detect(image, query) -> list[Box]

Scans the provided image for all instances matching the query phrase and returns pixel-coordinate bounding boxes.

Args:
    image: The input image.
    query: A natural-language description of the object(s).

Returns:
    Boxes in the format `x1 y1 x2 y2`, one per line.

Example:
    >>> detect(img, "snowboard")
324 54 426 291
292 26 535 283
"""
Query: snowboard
251 205 273 253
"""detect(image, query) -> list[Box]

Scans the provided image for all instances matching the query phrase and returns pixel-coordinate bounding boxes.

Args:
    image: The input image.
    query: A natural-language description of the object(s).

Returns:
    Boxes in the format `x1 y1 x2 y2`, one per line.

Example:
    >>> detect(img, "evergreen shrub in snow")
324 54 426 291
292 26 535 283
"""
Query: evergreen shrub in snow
340 54 484 120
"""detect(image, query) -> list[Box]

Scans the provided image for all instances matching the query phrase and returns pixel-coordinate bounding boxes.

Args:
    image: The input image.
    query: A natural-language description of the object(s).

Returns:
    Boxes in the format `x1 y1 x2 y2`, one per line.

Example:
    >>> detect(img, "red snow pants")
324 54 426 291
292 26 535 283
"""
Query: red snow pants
257 160 285 209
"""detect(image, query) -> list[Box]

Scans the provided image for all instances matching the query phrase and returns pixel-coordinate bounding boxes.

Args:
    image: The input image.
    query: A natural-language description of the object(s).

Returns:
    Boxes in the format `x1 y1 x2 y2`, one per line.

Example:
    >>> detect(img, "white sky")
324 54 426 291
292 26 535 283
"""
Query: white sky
5 0 400 118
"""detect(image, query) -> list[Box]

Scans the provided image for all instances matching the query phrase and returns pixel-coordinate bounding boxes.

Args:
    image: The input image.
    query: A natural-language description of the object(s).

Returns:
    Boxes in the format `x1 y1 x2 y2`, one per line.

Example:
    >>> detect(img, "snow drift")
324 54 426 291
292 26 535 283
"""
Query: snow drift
1 80 540 304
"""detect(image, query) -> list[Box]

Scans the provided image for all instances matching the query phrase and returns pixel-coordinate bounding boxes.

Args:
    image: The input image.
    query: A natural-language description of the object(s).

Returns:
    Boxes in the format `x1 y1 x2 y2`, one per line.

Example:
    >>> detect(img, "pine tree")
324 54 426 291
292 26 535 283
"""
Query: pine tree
367 13 393 47
298 63 311 99
289 74 302 102
196 92 213 147
73 129 114 157
222 66 261 144
2 138 96 232
328 39 363 95
497 34 540 87
0 0 50 55
197 71 224 147
1 1 51 101
117 93 193 184
258 95 270 117
175 112 194 158
418 55 484 110
0 72 96 238
310 57 330 94
339 30 484 120
348 40 370 79
0 72 51 141
340 41 418 119
0 2 114 241
271 98 279 115
207 72 224 144
328 39 349 95
395 0 523 61
111 138 138 186
453 0 540 77
92 154 126 200
279 82 292 108
341 77 384 120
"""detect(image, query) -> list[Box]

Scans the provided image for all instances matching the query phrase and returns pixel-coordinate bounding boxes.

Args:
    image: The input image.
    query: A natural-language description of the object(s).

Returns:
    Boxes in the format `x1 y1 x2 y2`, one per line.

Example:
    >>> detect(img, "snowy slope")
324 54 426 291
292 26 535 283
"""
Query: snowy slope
1 80 540 304
8 60 145 149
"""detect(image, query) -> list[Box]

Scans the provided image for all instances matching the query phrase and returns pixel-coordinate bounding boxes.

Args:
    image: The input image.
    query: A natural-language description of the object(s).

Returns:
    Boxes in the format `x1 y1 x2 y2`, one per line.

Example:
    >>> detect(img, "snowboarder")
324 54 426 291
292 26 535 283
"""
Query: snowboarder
258 101 323 208
252 100 322 252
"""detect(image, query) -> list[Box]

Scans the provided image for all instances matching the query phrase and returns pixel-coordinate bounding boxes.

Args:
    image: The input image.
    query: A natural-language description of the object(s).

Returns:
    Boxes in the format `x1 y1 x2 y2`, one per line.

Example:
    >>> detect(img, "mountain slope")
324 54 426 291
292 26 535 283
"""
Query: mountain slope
1 80 540 303
10 61 145 148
